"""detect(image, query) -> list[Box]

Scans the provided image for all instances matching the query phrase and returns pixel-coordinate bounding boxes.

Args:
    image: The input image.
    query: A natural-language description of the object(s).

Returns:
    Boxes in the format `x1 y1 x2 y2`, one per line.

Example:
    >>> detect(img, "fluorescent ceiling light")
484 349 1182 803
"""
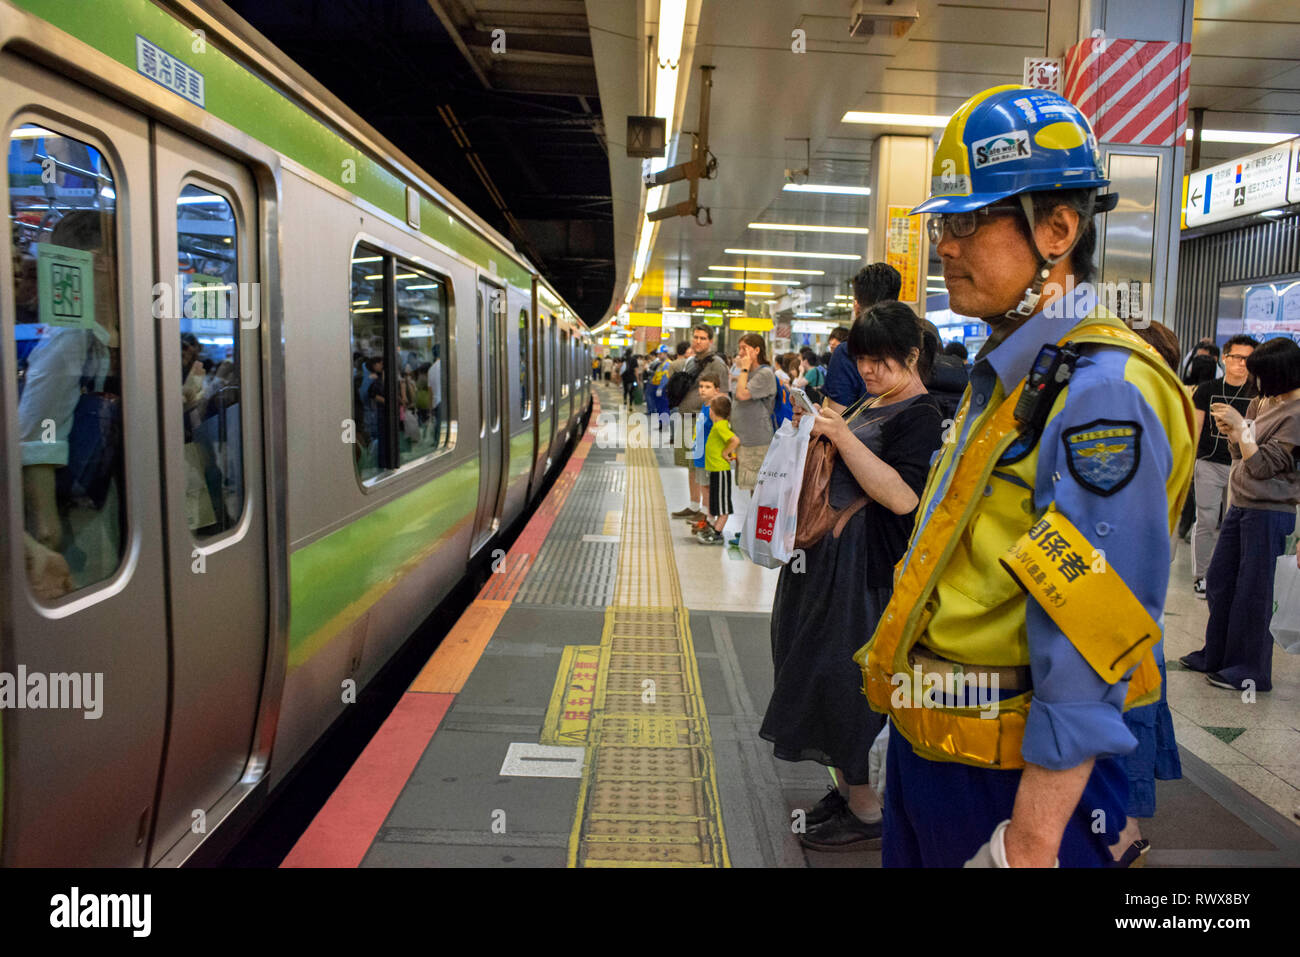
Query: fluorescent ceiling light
725 248 862 261
12 126 57 139
744 292 776 297
795 312 824 317
1185 129 1297 145
707 266 825 276
352 307 382 314
649 0 688 172
405 284 438 290
352 256 382 264
363 274 382 280
698 277 798 287
750 222 869 235
634 220 656 280
783 183 872 196
842 111 949 127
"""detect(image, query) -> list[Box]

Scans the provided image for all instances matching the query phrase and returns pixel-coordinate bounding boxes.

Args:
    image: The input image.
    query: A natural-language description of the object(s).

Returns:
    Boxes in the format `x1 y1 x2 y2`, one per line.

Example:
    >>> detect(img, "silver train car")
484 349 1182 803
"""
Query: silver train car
0 0 593 865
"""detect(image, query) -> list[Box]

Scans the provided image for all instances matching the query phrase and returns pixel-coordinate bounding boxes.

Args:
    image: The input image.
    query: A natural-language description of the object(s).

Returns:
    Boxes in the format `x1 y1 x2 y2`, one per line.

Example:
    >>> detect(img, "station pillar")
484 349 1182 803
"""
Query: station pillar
1055 0 1195 329
868 135 934 313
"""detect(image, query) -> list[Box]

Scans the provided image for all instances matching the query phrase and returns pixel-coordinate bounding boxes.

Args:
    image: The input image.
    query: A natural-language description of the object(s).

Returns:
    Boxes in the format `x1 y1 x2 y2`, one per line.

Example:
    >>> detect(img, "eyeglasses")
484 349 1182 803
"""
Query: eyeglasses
927 203 1022 244
1224 353 1251 362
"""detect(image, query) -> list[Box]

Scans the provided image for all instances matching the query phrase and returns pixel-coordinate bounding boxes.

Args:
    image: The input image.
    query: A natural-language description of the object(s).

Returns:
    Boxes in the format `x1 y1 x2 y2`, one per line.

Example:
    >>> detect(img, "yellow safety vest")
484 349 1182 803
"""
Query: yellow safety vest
855 314 1194 769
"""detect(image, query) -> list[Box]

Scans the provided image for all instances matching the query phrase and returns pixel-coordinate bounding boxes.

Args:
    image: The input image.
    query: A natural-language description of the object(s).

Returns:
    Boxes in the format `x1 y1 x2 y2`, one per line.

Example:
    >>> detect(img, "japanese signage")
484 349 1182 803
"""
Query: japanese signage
1185 140 1296 228
885 205 922 305
37 242 94 330
676 288 743 309
136 35 206 108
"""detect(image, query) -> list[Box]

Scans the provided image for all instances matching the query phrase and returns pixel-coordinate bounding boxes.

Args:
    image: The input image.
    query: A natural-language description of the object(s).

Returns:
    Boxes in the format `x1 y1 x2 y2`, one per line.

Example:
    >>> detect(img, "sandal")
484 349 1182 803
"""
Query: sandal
1110 839 1151 868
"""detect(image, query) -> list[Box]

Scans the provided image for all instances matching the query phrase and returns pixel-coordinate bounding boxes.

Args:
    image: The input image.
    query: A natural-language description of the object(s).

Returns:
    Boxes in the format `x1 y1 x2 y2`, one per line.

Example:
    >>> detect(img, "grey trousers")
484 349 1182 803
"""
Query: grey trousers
1192 459 1231 580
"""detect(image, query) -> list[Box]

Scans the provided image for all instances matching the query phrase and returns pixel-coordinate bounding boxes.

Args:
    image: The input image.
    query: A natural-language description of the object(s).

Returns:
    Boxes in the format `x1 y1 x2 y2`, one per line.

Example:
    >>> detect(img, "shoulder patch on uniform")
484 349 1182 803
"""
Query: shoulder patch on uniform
1061 418 1142 496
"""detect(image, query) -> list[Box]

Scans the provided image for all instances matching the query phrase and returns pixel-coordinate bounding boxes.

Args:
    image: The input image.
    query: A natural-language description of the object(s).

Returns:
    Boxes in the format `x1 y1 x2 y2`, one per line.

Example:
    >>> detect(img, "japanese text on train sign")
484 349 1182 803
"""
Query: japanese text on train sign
136 35 206 108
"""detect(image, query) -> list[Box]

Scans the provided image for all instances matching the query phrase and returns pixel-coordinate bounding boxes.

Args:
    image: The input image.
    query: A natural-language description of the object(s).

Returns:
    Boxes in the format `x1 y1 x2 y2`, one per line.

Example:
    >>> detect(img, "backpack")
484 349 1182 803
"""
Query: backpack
771 379 794 430
666 355 710 408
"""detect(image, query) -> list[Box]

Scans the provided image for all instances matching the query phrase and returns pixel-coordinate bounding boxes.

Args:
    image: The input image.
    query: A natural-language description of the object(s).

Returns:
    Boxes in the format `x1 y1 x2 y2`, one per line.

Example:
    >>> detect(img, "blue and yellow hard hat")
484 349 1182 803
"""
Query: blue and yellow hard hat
912 85 1108 215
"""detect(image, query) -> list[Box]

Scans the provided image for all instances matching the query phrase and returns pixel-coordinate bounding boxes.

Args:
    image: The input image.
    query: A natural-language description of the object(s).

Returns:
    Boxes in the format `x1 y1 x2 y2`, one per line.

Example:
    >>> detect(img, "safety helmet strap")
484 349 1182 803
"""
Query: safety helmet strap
1005 191 1095 321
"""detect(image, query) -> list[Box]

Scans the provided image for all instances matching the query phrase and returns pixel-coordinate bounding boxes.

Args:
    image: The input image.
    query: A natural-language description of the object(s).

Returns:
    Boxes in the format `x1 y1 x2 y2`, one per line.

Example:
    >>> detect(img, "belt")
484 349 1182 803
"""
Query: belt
908 647 1031 694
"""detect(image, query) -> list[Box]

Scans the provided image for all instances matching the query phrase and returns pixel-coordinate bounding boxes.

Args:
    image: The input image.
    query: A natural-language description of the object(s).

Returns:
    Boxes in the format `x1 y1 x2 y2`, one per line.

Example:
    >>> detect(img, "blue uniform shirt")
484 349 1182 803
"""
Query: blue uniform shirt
822 343 867 408
903 285 1178 771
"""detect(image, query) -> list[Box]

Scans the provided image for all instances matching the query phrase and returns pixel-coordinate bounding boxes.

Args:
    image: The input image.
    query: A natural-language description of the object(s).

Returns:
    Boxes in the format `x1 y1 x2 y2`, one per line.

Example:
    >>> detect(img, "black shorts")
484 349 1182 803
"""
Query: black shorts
708 468 733 518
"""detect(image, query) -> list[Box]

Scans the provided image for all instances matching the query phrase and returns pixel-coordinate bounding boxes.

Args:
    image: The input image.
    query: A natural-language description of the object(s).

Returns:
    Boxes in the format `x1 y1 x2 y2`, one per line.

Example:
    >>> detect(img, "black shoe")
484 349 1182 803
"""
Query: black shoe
803 787 848 828
1179 652 1207 672
799 806 883 852
1110 839 1151 868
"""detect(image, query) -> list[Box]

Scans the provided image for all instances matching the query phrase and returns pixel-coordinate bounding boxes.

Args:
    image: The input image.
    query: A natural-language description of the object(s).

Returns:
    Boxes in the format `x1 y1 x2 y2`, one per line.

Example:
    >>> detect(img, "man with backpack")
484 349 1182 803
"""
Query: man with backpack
669 326 730 520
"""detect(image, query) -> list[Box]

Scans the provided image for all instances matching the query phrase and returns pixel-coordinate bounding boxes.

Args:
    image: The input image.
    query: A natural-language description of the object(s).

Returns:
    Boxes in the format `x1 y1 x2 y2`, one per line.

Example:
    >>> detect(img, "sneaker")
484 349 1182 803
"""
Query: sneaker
695 529 724 545
728 534 742 548
1193 578 1207 599
799 806 883 852
804 787 848 829
672 506 699 518
690 519 710 532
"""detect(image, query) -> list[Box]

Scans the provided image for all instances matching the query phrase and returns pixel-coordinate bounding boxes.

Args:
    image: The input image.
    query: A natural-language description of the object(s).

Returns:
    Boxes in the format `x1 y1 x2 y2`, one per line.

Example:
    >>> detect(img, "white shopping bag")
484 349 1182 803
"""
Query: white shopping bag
740 412 814 567
1270 555 1300 654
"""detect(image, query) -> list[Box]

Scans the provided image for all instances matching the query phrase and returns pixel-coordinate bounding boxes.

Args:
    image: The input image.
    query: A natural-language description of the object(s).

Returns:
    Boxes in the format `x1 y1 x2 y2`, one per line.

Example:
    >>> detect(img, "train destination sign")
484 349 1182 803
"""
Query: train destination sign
676 288 744 310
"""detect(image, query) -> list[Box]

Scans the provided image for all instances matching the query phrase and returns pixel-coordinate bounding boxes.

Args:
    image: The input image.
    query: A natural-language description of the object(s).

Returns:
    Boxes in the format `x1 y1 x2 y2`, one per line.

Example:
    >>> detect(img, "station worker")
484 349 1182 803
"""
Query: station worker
854 85 1194 868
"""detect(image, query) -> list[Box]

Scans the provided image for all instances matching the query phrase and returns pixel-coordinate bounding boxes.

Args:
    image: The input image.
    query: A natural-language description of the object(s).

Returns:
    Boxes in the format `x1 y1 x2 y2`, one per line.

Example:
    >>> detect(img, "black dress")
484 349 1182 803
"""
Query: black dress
760 394 943 785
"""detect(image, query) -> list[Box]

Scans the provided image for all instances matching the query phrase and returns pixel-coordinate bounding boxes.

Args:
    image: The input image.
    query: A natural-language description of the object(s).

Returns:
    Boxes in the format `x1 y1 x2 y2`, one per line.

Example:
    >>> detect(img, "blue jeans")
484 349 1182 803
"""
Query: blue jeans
1186 505 1294 692
883 721 1125 867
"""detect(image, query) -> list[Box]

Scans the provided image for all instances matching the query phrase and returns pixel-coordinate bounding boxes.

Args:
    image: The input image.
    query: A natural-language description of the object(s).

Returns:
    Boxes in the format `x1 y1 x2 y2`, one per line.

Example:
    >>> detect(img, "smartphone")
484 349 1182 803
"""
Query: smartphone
789 387 818 415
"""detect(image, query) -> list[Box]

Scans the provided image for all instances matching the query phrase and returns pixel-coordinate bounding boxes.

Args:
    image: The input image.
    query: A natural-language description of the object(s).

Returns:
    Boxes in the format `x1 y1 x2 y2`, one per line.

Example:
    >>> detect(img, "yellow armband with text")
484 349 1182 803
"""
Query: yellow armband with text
999 508 1159 684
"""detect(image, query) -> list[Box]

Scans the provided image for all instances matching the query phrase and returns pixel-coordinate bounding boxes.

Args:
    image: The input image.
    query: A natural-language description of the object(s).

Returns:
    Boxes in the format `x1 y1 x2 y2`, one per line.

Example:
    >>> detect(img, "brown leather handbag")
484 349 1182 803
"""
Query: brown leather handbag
793 396 872 549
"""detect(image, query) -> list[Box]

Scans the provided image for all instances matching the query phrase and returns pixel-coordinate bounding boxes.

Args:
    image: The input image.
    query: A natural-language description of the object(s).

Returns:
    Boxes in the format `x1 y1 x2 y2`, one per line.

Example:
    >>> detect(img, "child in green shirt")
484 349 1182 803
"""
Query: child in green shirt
698 394 740 544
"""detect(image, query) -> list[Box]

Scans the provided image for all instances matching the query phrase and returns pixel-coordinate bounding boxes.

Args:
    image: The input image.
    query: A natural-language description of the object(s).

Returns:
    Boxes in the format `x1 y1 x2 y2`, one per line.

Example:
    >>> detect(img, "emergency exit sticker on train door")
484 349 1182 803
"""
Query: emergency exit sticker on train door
135 35 206 108
37 243 94 330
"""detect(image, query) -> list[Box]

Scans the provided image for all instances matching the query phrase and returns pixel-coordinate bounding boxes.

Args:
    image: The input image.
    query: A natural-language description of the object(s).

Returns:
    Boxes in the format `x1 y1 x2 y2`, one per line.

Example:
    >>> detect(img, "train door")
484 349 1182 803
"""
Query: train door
1 56 169 865
148 127 269 861
471 276 506 553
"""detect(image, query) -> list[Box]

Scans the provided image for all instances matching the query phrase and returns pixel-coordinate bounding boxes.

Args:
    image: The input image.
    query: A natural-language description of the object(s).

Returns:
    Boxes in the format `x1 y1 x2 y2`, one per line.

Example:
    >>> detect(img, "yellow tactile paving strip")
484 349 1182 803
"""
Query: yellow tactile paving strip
566 441 730 867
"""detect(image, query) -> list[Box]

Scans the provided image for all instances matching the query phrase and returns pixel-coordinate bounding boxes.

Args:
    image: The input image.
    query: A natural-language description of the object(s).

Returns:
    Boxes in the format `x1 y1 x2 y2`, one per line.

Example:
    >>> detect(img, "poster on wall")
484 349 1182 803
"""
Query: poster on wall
885 205 922 305
1218 279 1300 347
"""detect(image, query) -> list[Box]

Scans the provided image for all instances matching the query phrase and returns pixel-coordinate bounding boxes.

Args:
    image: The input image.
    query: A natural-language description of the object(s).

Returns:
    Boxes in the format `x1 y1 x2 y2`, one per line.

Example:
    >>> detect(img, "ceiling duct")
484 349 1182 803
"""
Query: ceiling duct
848 0 919 39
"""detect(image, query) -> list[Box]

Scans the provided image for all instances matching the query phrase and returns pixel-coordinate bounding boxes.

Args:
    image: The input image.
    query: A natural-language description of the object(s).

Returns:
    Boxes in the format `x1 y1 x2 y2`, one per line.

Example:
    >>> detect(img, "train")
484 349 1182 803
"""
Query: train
0 0 593 865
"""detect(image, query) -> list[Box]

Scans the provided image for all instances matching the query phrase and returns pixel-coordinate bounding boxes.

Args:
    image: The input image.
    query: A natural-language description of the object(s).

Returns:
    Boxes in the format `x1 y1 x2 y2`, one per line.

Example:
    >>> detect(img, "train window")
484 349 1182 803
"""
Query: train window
560 330 569 399
10 123 126 601
519 309 531 420
350 244 451 482
177 183 244 537
395 265 448 466
350 244 387 481
539 315 549 412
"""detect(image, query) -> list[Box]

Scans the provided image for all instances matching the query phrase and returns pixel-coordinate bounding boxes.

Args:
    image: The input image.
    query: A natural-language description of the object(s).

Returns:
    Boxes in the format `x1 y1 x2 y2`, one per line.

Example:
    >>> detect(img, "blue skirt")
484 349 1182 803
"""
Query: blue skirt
1121 654 1180 819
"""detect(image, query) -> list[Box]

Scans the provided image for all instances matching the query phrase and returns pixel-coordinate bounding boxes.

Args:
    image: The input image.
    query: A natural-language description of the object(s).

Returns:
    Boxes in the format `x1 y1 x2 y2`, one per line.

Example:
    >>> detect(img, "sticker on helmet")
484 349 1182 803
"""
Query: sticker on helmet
971 130 1031 169
930 173 970 196
1013 97 1039 123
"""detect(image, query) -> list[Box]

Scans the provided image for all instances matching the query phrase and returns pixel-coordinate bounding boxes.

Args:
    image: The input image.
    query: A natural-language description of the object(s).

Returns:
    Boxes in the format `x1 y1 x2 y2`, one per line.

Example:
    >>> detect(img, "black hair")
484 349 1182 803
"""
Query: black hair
365 356 383 373
1224 334 1259 354
829 326 851 344
675 341 690 356
799 347 818 366
1196 342 1221 358
1184 354 1219 386
1246 338 1300 397
1027 188 1099 283
852 263 902 309
943 341 968 360
846 300 937 382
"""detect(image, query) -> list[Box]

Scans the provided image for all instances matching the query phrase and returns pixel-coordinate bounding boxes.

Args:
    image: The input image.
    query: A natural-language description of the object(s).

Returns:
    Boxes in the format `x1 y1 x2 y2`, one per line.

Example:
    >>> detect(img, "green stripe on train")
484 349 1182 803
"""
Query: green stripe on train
14 0 532 288
288 456 480 668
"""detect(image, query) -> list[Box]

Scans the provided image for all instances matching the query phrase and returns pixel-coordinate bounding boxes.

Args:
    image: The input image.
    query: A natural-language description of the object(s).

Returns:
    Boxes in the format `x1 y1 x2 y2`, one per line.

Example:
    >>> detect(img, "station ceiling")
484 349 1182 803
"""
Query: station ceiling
602 0 1300 327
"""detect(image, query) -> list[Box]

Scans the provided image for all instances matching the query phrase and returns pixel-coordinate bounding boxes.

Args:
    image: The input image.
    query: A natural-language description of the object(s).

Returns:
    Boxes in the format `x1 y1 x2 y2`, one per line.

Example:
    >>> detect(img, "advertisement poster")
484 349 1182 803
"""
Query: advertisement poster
885 205 922 305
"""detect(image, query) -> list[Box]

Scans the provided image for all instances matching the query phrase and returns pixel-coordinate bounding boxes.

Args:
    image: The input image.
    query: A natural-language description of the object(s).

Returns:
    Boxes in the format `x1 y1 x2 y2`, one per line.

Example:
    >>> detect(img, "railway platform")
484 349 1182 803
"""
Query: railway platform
282 384 1300 868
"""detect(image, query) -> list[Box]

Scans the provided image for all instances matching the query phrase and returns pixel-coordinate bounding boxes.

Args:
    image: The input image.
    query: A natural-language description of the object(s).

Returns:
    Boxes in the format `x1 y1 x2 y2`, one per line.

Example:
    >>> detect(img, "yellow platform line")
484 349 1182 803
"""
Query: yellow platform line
567 442 730 867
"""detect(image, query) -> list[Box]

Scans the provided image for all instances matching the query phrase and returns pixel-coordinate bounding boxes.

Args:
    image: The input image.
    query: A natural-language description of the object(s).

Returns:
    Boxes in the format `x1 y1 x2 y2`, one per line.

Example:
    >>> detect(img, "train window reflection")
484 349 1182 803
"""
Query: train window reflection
396 265 448 466
351 243 387 481
519 309 531 420
177 183 244 537
10 123 126 601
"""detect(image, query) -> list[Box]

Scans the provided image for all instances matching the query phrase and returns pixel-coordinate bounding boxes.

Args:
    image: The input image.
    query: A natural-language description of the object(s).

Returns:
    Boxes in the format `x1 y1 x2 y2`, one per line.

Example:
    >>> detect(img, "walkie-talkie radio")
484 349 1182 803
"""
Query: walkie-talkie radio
1014 343 1081 431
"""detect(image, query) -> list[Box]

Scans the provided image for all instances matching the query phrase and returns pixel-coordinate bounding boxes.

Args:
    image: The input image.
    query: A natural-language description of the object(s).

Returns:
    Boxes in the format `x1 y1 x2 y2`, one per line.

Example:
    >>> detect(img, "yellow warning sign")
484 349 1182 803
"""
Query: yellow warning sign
886 204 923 305
541 646 602 746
